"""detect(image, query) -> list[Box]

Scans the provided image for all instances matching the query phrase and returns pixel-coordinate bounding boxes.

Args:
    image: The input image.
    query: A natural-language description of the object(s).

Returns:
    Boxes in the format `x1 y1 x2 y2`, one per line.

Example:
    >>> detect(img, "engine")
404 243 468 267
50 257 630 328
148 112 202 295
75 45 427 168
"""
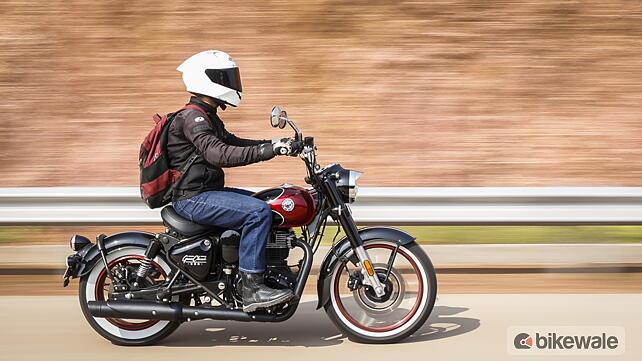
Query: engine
265 229 298 289
222 228 298 299
266 229 294 265
220 229 296 267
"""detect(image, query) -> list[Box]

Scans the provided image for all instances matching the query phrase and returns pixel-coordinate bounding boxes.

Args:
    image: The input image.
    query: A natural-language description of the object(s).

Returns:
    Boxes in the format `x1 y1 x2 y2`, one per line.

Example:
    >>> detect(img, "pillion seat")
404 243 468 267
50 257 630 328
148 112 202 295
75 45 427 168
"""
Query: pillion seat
160 205 222 237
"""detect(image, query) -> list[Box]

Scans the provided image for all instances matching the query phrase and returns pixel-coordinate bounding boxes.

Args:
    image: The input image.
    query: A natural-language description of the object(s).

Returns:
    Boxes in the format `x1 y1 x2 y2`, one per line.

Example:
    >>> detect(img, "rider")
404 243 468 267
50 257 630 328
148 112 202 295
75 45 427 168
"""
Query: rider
168 50 294 312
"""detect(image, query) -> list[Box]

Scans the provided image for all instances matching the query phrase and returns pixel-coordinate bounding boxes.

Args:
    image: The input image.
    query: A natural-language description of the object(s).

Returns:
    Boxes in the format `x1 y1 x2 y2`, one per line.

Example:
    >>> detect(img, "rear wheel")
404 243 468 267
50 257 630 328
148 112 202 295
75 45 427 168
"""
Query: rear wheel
79 247 181 346
324 240 437 343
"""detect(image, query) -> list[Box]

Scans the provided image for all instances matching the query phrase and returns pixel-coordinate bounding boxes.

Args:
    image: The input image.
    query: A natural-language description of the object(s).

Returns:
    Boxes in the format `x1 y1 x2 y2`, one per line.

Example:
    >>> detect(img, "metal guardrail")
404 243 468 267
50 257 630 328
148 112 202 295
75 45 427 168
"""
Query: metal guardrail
2 187 642 225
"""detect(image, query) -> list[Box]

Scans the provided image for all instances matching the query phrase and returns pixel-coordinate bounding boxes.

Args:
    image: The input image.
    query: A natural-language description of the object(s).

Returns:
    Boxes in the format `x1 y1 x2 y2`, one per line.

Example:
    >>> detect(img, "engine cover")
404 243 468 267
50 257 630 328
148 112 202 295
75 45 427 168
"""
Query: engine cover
169 238 214 280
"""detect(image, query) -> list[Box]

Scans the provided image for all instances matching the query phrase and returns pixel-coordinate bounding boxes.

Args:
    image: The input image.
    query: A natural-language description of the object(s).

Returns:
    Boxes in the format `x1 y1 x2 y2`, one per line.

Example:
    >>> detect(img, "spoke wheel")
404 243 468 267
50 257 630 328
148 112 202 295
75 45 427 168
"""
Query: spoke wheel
325 241 437 343
94 255 166 331
79 247 182 346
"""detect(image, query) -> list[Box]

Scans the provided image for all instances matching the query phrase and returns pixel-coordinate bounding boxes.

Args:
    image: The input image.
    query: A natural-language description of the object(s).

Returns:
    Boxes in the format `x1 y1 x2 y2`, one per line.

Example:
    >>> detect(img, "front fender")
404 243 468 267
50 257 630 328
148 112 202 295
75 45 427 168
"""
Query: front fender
72 231 157 278
316 226 416 309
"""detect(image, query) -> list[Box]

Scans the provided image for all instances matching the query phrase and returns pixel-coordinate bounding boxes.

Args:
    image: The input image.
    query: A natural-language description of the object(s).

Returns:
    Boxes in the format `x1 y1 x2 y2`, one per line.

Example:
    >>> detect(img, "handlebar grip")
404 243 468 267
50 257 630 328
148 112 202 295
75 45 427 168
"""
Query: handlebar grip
291 141 303 155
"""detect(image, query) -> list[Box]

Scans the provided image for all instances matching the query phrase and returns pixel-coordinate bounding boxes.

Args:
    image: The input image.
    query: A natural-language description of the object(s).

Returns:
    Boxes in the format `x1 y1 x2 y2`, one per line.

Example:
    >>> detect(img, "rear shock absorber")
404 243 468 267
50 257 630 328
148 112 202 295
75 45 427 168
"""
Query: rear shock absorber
134 240 162 286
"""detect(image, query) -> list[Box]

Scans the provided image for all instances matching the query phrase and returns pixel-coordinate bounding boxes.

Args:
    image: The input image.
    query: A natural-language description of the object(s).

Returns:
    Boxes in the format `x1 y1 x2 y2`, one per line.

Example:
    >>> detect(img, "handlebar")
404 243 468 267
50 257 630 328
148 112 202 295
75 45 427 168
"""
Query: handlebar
290 141 304 156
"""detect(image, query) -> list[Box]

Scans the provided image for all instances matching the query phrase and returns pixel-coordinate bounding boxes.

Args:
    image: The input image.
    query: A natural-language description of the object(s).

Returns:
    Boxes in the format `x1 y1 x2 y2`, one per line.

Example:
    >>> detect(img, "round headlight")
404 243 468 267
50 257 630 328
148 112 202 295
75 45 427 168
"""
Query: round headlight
348 171 362 201
348 171 363 187
349 183 359 201
336 169 363 203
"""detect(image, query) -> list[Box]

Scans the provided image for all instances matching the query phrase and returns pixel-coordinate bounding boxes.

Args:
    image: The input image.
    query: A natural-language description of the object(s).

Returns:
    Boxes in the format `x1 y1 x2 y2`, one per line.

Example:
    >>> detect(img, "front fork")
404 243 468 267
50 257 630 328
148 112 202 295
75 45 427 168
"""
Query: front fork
353 244 386 297
324 179 386 297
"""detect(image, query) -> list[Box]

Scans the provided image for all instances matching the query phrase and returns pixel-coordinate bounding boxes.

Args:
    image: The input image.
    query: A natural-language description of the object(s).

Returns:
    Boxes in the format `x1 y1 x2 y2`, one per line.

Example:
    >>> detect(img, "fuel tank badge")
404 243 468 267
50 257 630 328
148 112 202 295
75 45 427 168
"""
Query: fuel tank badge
282 198 295 212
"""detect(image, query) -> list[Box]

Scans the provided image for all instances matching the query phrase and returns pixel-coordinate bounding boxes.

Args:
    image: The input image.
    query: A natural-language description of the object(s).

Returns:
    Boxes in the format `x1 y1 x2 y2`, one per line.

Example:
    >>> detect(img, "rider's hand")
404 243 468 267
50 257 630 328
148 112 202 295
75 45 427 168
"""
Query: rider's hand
272 138 294 156
289 141 303 157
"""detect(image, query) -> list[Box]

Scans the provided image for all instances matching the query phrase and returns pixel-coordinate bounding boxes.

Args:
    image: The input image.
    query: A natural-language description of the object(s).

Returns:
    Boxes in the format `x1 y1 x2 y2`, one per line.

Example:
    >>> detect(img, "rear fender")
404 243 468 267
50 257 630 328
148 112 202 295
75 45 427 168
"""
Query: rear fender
316 226 416 309
72 232 157 278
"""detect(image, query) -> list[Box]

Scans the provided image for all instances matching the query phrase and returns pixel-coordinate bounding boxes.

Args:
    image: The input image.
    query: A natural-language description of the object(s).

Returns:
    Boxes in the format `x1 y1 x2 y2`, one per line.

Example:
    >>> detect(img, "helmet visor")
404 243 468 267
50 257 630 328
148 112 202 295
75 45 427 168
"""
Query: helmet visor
204 67 242 92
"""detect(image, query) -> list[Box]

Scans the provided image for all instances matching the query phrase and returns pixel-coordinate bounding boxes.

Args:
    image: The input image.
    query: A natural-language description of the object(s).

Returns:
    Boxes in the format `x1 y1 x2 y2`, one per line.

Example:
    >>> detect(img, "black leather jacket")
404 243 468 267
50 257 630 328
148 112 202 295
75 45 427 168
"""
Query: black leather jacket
167 96 274 201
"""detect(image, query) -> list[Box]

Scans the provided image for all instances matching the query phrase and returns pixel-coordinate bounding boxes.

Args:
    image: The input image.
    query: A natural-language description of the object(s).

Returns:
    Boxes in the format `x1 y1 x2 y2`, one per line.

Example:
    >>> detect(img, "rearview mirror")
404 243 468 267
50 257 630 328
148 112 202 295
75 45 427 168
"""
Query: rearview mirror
270 106 280 128
270 106 287 129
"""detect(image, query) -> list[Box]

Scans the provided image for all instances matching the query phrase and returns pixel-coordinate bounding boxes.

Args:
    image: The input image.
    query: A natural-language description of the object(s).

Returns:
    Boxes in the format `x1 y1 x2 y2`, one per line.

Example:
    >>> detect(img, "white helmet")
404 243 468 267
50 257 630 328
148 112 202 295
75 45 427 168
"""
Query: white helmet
177 50 243 107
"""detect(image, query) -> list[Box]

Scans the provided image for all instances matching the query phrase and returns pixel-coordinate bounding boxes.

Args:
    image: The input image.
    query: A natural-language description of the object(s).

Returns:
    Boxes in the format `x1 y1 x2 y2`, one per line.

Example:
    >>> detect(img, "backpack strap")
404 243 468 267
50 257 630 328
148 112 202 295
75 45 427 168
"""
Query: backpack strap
162 150 200 203
179 104 208 116
161 104 210 203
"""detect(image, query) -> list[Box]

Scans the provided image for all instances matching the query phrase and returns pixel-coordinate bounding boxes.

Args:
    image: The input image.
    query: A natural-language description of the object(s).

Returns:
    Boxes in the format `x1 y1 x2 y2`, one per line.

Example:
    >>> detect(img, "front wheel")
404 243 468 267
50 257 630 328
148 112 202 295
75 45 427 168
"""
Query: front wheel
78 247 180 346
324 240 437 343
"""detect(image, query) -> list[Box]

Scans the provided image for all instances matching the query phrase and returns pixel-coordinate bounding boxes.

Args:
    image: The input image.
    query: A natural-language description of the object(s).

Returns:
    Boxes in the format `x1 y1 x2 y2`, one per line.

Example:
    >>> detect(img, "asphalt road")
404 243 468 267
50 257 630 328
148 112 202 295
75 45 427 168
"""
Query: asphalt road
1 294 640 361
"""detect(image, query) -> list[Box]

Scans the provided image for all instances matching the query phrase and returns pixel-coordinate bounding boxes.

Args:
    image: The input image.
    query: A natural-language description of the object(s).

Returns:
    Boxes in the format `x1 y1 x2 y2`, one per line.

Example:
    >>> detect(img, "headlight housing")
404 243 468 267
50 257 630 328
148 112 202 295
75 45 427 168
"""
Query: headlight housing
336 169 363 203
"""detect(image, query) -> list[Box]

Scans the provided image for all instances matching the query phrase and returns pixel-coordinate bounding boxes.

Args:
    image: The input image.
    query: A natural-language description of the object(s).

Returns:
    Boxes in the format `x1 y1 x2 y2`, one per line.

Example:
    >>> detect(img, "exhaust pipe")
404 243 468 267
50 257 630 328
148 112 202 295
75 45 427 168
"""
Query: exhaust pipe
87 300 288 322
88 300 183 321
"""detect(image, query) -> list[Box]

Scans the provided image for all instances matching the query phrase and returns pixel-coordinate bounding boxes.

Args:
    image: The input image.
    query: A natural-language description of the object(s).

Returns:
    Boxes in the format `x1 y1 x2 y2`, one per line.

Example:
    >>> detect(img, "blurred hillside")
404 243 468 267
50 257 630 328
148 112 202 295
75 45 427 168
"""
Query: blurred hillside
0 0 641 187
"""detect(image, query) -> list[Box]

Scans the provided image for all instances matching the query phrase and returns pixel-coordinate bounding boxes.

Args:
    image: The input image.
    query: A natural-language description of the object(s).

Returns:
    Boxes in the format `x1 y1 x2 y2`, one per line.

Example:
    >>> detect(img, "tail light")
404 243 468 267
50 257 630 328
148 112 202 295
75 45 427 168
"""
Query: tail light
69 234 91 251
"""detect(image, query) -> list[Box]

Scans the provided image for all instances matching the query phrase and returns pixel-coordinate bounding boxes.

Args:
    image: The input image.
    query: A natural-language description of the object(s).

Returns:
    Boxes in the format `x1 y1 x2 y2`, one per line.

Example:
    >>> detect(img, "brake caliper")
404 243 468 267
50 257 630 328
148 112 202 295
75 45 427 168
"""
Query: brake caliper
347 270 364 291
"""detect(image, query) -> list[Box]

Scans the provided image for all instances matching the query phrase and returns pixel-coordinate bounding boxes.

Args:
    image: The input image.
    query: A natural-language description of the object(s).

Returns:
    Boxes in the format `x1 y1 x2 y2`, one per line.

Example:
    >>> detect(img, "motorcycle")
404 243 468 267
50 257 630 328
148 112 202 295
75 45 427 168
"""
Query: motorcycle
62 106 437 345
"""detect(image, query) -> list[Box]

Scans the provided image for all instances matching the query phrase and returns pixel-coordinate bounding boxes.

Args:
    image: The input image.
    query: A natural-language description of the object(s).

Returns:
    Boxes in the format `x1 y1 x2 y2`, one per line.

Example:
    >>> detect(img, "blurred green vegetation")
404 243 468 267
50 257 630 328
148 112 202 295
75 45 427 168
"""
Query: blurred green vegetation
392 226 642 244
2 226 641 245
312 226 642 245
0 227 36 244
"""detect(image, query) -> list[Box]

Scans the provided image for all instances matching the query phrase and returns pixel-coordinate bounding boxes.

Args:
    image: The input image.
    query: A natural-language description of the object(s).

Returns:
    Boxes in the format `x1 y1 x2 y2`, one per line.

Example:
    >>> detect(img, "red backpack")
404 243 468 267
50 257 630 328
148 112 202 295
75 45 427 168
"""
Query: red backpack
138 104 206 209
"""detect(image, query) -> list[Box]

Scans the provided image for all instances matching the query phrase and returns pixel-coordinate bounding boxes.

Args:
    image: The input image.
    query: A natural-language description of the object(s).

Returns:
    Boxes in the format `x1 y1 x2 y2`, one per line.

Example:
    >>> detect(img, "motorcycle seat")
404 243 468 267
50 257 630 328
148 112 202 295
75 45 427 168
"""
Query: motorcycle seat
160 205 222 237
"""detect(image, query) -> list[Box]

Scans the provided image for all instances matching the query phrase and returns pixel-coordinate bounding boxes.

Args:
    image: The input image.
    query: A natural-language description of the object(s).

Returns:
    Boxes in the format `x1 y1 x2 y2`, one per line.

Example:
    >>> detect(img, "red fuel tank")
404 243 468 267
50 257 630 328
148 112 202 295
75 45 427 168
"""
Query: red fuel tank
253 185 316 228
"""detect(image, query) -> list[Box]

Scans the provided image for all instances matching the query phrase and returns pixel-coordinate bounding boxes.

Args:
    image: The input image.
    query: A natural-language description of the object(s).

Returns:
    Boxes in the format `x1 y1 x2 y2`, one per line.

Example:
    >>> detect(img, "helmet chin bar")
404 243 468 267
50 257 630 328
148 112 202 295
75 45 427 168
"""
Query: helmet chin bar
190 91 241 110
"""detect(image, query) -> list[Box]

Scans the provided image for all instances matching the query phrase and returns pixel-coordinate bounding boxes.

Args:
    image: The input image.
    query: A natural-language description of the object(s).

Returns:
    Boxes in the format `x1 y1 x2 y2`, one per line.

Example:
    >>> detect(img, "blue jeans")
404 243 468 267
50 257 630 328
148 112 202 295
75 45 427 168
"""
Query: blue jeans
172 188 272 273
